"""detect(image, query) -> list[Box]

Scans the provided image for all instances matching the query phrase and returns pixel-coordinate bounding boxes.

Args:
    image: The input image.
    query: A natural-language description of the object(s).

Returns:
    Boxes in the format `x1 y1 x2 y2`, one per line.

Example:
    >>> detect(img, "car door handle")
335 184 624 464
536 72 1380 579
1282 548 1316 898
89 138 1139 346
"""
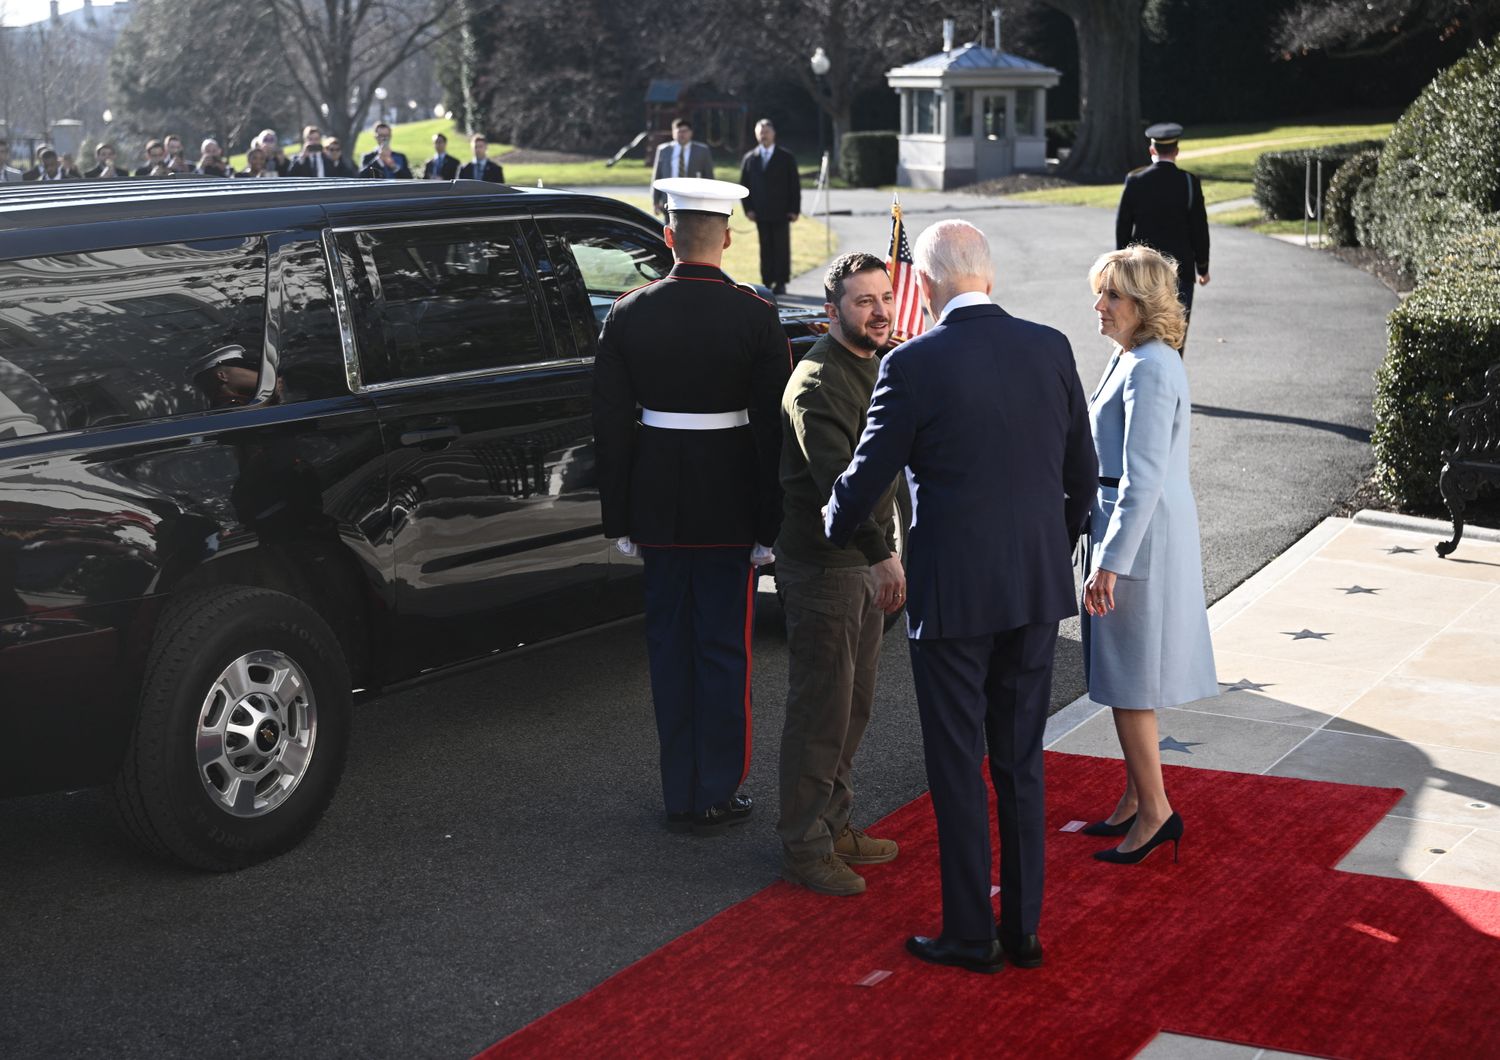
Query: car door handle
399 425 461 448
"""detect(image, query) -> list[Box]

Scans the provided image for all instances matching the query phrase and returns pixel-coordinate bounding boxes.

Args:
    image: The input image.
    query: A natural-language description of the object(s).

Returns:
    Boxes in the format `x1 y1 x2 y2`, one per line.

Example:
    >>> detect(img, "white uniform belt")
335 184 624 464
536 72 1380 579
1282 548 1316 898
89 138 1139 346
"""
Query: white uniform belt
640 408 749 430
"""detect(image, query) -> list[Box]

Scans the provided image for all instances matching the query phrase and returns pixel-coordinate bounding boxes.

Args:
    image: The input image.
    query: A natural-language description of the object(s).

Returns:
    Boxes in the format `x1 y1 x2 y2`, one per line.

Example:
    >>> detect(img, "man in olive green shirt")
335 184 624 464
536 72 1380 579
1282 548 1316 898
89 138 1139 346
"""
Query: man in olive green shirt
775 252 905 896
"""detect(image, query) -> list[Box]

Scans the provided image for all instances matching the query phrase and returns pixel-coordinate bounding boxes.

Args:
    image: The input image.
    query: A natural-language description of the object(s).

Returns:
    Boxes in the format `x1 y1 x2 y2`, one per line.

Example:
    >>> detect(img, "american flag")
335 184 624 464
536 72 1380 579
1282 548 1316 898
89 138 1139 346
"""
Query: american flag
886 194 926 343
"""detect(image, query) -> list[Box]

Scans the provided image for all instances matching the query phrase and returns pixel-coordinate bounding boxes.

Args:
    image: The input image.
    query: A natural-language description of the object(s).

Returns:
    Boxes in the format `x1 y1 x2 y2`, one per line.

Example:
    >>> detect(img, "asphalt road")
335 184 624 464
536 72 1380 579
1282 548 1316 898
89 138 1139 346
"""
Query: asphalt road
0 193 1396 1059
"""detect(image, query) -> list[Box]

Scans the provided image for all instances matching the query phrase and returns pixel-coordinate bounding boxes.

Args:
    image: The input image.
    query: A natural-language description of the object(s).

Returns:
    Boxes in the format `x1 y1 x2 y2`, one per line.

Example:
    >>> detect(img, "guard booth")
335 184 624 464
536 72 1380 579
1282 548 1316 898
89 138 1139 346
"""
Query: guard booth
886 20 1061 190
643 80 750 162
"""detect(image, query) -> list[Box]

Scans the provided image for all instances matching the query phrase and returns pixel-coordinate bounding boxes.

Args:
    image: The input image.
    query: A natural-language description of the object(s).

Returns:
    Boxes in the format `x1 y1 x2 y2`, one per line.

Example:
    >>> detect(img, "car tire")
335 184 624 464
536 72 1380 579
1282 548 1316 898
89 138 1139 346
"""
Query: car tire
113 585 351 871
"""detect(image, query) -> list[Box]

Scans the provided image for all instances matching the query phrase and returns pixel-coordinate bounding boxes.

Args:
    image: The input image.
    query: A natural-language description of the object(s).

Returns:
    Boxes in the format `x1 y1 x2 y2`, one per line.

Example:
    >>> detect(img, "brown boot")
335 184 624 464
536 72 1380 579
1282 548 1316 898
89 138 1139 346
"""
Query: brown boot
782 853 867 896
834 825 899 864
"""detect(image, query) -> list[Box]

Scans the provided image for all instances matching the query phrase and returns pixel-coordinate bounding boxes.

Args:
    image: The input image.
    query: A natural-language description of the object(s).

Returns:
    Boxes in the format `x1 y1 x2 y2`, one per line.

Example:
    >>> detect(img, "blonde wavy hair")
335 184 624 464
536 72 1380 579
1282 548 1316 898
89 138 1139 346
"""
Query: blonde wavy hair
1088 246 1187 352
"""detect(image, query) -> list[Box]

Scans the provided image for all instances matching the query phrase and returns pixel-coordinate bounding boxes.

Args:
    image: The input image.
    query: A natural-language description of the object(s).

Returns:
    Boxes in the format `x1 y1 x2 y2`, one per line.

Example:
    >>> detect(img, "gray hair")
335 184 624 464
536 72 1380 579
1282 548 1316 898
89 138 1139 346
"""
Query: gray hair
912 219 994 287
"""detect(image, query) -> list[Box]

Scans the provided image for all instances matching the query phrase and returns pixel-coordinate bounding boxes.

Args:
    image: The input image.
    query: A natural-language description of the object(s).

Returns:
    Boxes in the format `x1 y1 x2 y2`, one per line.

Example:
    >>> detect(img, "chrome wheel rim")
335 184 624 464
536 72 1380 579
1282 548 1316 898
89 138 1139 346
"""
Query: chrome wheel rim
195 650 317 818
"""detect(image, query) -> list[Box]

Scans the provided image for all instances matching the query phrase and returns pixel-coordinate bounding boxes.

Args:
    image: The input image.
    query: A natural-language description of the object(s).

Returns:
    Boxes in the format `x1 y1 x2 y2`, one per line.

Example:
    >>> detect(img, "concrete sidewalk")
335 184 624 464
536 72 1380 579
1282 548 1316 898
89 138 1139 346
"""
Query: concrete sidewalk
1043 511 1500 1058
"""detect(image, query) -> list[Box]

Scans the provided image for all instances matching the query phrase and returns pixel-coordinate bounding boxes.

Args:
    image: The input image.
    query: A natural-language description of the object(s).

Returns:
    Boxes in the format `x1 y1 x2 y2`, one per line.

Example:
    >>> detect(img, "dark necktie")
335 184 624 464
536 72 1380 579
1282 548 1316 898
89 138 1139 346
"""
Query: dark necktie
676 146 686 178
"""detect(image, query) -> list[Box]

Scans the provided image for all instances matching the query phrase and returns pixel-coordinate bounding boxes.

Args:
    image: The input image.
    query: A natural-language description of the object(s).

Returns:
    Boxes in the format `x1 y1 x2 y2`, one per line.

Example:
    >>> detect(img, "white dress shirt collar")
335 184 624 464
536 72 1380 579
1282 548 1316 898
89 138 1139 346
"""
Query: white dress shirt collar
937 290 993 323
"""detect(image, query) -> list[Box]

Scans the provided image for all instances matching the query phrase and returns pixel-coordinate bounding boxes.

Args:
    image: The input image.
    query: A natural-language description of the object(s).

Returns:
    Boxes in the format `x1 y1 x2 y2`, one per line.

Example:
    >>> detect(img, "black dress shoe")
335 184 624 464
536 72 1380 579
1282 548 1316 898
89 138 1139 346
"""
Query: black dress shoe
692 792 753 836
905 935 1004 974
1000 931 1044 968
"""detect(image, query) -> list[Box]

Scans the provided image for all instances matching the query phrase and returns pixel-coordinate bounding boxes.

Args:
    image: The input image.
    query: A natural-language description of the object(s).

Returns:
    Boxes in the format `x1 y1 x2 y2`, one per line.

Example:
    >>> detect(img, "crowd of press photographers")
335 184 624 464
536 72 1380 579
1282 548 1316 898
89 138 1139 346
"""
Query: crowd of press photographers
0 121 506 184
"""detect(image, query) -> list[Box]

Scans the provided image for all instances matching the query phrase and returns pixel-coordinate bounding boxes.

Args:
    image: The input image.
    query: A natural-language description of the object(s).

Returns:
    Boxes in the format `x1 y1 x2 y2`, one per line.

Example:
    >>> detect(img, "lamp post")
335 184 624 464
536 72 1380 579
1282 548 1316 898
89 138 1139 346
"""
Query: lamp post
809 46 830 167
809 47 832 254
375 86 388 125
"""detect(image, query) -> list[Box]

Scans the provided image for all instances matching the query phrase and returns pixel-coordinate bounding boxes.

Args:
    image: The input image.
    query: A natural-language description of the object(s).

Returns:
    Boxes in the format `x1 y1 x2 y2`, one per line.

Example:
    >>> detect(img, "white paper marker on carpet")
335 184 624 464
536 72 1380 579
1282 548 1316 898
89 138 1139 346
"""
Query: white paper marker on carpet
1060 820 1087 832
856 970 892 987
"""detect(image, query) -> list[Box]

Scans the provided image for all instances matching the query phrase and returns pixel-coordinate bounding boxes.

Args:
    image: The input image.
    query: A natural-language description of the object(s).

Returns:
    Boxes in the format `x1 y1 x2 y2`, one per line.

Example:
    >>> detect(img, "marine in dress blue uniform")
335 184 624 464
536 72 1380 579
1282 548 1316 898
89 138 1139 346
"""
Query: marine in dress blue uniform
593 178 791 834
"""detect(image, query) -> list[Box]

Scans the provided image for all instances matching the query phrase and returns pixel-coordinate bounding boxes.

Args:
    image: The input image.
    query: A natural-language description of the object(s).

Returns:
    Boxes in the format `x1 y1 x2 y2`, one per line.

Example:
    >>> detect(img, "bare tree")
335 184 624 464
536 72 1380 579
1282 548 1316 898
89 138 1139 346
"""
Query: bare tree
697 0 952 166
266 0 448 147
1274 0 1500 59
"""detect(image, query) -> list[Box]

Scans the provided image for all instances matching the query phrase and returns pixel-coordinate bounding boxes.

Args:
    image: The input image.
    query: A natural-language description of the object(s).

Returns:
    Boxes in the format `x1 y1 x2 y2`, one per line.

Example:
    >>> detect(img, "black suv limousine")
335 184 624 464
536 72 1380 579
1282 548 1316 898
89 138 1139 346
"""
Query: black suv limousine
0 178 825 870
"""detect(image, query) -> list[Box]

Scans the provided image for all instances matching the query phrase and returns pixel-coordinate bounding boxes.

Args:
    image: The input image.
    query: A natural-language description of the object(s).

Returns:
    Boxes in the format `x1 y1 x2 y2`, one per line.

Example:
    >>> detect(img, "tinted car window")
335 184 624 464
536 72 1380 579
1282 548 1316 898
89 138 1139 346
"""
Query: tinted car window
335 223 546 384
539 219 671 329
0 238 267 437
274 240 347 402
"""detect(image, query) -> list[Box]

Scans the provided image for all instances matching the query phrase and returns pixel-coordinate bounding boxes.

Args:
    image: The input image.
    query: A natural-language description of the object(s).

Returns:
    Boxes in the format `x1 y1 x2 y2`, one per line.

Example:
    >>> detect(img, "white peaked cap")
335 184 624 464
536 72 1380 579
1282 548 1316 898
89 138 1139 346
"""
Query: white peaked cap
652 177 749 216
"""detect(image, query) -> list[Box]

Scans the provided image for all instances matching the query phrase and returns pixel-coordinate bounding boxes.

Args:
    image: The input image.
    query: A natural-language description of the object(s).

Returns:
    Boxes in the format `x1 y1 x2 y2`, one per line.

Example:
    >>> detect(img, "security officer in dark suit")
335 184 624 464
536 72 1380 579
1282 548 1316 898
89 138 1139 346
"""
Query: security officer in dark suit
1115 123 1210 347
738 118 801 294
593 176 790 836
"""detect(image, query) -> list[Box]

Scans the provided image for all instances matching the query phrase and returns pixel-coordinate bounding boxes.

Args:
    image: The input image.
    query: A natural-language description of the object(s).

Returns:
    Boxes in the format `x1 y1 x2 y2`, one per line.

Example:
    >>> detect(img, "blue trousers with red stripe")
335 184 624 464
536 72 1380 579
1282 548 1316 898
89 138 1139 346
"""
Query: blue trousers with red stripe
641 546 756 815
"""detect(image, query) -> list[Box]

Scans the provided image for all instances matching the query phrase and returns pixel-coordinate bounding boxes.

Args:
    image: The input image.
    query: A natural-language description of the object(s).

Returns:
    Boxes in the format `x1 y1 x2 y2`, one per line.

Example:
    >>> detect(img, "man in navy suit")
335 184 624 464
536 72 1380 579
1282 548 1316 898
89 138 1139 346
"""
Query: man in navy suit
458 134 505 182
826 219 1097 974
422 133 461 180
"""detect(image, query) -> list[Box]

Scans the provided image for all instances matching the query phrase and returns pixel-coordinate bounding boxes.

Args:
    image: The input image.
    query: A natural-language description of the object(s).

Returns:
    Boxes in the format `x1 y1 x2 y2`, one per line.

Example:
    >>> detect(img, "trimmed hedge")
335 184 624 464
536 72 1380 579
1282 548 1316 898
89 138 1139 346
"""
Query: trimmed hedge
1372 226 1500 507
1045 121 1078 159
840 131 897 187
1366 37 1500 274
1324 148 1380 247
1251 140 1385 222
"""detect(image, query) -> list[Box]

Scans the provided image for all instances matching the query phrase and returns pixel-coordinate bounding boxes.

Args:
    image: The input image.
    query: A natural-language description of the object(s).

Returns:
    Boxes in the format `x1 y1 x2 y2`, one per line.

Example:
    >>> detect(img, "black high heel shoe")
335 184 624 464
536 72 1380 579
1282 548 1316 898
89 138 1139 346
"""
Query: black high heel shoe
1081 813 1136 837
1093 812 1183 864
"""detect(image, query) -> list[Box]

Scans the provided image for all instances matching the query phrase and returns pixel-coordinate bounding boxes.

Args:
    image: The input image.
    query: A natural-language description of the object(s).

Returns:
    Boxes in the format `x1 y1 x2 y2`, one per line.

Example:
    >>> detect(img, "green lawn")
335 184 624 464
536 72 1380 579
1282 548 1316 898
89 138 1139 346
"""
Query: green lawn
608 194 835 284
1007 117 1393 209
1010 180 1253 208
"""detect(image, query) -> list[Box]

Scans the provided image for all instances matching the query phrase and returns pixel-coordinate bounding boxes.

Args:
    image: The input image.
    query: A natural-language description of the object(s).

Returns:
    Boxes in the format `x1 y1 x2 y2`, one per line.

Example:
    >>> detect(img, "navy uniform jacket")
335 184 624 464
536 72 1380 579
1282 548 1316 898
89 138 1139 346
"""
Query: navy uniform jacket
593 262 791 547
827 303 1097 639
1115 160 1210 288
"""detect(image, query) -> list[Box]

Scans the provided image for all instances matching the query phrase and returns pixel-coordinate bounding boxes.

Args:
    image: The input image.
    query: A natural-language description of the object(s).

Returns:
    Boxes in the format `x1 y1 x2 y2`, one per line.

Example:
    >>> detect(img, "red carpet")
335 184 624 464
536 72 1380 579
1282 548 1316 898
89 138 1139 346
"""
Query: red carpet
482 753 1500 1059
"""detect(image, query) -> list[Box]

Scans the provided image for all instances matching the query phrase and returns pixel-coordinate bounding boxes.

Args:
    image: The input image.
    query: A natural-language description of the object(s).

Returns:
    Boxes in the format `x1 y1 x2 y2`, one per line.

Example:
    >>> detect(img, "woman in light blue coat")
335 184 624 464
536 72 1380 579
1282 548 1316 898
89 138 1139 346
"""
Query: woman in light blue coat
1081 246 1218 865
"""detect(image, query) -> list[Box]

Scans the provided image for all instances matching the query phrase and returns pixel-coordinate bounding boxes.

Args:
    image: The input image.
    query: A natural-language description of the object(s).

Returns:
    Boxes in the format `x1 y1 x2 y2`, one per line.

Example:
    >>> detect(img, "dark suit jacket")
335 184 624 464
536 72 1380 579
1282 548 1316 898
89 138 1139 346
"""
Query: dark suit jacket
593 262 790 547
359 160 413 179
84 165 129 179
361 148 409 170
287 151 335 178
1115 160 1210 285
327 158 357 178
738 145 801 221
23 167 80 182
422 154 461 180
459 159 505 183
827 303 1098 639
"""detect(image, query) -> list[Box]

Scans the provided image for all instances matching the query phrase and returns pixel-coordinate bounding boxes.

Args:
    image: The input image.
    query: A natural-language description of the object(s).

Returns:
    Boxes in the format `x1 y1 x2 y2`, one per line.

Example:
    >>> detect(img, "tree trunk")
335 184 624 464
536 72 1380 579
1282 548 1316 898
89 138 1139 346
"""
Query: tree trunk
457 0 483 135
1055 0 1147 182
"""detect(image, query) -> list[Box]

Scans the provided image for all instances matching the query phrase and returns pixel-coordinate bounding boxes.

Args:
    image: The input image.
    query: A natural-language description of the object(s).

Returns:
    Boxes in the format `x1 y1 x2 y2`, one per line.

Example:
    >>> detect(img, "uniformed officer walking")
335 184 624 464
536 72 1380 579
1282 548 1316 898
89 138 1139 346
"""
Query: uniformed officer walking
1115 123 1210 349
593 176 791 836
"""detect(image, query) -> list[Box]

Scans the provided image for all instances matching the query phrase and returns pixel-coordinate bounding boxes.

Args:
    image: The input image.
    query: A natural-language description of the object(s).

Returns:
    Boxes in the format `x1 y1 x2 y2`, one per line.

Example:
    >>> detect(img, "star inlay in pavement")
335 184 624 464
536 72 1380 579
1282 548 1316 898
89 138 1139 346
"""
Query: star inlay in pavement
1337 585 1381 594
1282 629 1331 640
1221 678 1273 693
1384 545 1420 555
1159 736 1202 754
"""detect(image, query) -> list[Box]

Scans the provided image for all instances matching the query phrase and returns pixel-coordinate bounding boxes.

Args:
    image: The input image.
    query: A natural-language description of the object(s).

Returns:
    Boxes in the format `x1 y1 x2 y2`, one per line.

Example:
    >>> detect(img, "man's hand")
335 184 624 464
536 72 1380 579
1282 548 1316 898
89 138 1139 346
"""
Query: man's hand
871 556 906 614
1083 568 1117 616
1197 272 1210 286
788 213 799 222
615 537 640 558
751 543 775 567
746 209 757 222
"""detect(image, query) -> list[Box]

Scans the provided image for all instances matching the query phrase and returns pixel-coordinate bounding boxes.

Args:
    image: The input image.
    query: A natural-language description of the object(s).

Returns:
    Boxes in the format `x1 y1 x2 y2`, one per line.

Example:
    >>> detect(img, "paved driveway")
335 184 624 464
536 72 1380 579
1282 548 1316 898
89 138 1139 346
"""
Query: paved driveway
0 189 1396 1059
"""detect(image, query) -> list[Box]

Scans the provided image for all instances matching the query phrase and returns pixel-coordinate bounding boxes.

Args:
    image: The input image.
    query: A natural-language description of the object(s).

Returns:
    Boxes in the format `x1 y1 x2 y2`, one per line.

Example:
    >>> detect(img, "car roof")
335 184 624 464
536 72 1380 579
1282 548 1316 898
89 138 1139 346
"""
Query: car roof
0 177 636 229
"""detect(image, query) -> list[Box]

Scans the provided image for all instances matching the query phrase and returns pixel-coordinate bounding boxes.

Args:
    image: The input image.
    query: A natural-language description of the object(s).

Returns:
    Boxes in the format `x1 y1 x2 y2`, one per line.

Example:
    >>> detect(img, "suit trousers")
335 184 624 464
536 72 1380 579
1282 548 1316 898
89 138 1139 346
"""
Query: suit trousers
1175 267 1196 352
641 547 756 814
907 621 1057 940
774 556 883 863
756 221 792 286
